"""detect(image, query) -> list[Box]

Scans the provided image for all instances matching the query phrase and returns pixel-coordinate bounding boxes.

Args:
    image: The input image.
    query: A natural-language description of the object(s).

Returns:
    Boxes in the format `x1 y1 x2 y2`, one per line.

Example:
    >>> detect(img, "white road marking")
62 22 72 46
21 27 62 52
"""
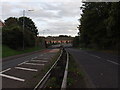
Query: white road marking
31 60 48 63
107 60 119 65
90 54 101 59
15 67 38 72
31 57 38 60
18 61 29 66
0 68 11 74
24 63 44 66
33 58 48 60
86 53 119 65
0 73 25 82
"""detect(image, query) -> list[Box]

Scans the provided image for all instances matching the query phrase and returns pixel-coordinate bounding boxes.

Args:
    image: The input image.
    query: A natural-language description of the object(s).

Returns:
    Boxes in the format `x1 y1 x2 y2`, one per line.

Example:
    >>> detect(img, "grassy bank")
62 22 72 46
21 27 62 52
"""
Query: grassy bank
67 54 87 88
2 45 43 58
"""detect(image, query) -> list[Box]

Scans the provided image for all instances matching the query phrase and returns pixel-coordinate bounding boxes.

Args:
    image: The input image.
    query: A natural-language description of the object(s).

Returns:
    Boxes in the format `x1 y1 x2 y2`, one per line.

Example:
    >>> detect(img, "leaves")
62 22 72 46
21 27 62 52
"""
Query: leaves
2 17 38 49
78 2 120 50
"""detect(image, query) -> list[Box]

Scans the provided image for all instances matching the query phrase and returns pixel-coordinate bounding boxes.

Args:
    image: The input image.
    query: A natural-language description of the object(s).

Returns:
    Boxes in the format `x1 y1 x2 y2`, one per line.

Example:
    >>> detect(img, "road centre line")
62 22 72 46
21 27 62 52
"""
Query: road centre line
0 68 11 74
15 67 38 72
90 54 101 59
85 52 119 65
107 60 119 65
24 63 44 66
84 52 101 59
89 54 119 65
31 60 48 62
0 73 25 82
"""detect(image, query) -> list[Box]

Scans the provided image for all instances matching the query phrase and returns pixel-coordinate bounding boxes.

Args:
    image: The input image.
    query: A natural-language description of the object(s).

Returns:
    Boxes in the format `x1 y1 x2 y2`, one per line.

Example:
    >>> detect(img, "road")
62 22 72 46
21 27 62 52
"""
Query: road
66 48 119 88
1 49 59 88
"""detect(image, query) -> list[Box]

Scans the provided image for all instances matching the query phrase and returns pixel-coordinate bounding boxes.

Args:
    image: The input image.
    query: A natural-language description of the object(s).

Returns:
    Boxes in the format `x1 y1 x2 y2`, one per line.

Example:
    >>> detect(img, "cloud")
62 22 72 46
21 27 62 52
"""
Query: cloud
1 0 82 36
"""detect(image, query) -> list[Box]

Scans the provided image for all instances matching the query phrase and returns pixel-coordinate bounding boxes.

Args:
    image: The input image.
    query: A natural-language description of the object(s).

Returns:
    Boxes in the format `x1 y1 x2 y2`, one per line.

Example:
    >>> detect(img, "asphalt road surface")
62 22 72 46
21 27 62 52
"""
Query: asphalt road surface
66 48 119 88
1 49 59 88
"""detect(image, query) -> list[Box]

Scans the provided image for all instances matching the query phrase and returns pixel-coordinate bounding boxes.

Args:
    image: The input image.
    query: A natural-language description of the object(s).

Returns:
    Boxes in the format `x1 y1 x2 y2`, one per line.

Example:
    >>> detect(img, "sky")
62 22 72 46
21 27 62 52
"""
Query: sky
1 0 83 37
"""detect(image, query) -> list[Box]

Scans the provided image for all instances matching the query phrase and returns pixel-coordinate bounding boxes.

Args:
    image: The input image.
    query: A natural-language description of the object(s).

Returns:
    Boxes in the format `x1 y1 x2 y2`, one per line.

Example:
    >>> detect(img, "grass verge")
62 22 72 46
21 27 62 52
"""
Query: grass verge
45 50 67 88
2 45 43 58
67 53 87 88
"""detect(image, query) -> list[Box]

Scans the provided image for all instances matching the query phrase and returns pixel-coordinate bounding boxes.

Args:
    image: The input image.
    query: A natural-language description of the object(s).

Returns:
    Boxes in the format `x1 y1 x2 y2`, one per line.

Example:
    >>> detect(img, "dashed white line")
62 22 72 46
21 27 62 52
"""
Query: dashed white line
24 63 44 66
31 60 48 63
107 60 119 65
0 73 25 82
90 54 101 59
84 52 101 59
15 67 38 72
85 52 119 65
0 68 11 74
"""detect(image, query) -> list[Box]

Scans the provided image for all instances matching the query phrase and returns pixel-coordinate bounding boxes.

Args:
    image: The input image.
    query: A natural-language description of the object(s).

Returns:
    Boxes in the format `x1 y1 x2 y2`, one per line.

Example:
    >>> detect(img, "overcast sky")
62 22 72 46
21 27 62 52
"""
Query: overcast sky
1 0 83 37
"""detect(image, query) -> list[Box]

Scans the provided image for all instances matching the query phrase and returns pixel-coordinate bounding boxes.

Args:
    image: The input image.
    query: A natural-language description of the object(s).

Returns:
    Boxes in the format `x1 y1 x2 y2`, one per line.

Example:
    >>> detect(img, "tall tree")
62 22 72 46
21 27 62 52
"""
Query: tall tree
105 2 120 51
18 17 38 36
3 17 39 49
78 2 119 50
4 17 18 26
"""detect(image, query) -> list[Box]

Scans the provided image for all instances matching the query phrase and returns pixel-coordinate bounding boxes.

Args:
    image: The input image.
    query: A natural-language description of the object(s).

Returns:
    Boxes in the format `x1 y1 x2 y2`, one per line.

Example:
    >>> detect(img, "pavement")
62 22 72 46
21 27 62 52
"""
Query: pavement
66 48 119 88
1 49 59 88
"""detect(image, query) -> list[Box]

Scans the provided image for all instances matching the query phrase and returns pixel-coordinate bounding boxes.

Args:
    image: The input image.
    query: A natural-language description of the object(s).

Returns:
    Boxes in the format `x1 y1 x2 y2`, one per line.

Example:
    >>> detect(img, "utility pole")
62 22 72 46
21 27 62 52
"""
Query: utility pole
22 10 25 50
22 10 34 50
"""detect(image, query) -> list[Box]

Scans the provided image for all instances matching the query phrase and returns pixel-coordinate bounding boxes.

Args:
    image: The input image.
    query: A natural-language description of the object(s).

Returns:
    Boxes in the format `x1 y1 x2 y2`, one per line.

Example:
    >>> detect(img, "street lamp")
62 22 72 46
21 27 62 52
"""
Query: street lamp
22 9 34 50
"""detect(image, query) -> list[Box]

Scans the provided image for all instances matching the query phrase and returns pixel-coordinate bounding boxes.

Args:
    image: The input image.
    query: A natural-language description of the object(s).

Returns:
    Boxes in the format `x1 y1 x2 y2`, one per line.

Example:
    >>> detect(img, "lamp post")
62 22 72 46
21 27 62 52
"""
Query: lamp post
22 10 34 50
22 10 25 50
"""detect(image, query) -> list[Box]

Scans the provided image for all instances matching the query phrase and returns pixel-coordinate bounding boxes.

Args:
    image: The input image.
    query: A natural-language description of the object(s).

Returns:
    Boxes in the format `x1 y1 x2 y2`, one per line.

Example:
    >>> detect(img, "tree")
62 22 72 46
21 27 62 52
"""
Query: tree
4 17 18 26
2 25 23 49
72 36 79 47
2 17 39 49
105 2 120 51
18 17 38 36
59 35 69 37
78 2 119 50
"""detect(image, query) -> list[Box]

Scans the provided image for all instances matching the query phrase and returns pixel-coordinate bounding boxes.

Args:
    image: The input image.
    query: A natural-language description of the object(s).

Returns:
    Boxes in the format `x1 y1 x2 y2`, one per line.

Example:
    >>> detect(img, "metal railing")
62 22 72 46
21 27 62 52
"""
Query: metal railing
34 50 63 90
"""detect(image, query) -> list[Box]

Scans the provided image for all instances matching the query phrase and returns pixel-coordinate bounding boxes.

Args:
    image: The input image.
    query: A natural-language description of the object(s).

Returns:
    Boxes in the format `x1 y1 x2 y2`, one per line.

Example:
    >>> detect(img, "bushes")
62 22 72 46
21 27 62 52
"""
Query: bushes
72 36 80 47
2 17 37 50
3 27 36 49
78 2 120 51
3 26 23 49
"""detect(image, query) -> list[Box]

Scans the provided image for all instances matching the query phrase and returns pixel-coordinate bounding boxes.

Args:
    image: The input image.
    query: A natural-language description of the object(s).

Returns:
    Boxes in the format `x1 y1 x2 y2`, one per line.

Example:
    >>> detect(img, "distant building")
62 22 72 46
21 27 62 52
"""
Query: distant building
45 36 73 44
